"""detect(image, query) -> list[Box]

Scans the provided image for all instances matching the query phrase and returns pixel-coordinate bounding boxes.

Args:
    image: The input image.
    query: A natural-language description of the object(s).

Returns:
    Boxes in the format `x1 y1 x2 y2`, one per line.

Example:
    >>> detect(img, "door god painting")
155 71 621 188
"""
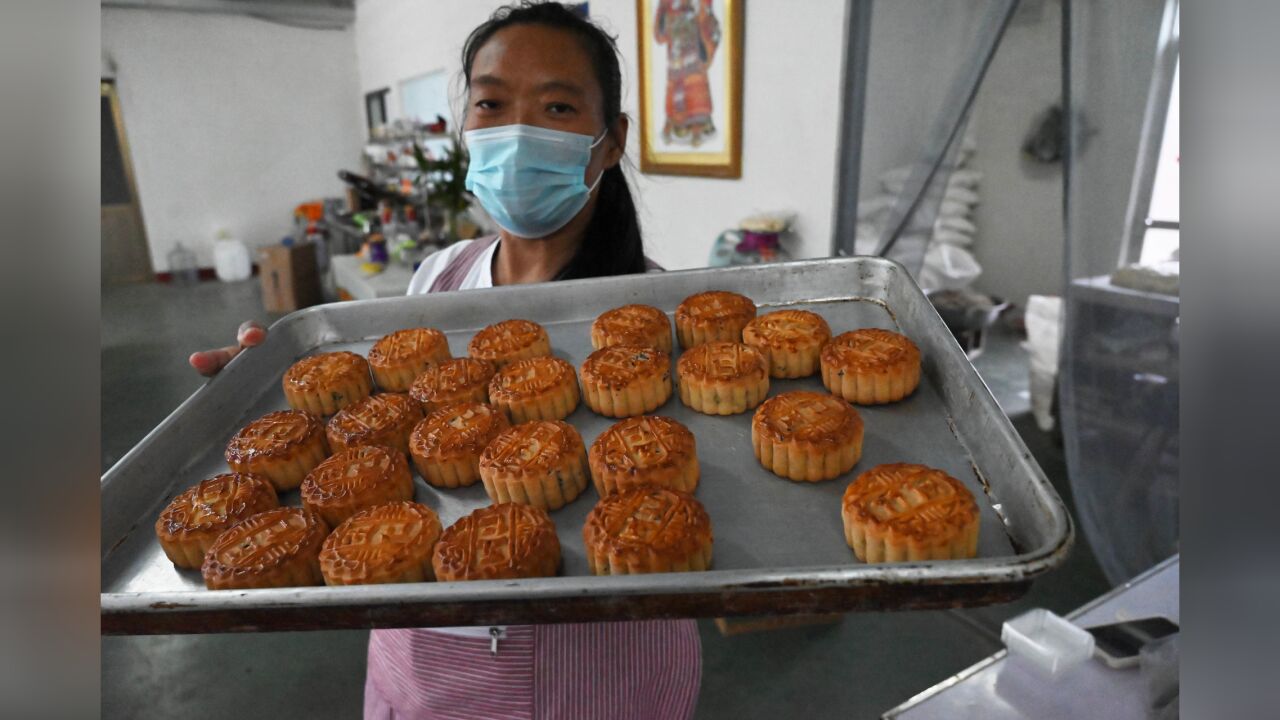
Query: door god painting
638 0 743 178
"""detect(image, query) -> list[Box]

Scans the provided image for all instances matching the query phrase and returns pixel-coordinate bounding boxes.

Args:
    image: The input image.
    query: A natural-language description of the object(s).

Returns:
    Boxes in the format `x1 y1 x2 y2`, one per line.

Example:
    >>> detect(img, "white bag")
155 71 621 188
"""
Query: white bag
936 215 977 235
944 186 981 205
917 243 982 291
933 228 974 247
938 200 972 218
1022 295 1063 432
948 169 984 187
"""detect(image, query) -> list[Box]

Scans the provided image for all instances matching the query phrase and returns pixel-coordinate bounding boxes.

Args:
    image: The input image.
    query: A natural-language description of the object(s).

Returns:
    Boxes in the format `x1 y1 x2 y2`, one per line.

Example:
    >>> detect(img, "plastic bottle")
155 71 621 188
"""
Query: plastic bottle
213 229 252 282
167 242 199 285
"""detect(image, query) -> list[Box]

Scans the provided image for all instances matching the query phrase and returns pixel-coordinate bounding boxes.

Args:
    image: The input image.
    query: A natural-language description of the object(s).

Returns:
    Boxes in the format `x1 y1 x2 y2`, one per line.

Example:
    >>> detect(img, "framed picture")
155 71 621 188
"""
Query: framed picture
636 0 744 178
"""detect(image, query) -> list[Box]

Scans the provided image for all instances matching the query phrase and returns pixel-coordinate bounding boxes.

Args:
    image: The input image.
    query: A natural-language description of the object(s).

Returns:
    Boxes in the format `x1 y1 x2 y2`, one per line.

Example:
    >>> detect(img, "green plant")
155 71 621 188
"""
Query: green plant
413 136 470 241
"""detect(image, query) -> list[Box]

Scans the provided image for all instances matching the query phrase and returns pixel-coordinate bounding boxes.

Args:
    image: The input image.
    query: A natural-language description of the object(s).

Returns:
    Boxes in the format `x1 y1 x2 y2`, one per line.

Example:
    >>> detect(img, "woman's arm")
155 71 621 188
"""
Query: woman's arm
188 320 267 377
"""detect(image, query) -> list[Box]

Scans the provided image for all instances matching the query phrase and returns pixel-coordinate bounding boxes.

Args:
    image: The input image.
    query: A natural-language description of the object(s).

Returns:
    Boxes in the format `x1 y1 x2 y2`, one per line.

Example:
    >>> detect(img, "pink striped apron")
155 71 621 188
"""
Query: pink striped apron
367 237 699 719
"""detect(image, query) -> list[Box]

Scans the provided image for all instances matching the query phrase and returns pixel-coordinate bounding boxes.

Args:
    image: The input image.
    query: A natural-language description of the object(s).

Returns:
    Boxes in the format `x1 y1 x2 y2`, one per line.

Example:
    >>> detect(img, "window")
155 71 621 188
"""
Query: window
1139 61 1179 265
398 71 450 126
365 88 389 134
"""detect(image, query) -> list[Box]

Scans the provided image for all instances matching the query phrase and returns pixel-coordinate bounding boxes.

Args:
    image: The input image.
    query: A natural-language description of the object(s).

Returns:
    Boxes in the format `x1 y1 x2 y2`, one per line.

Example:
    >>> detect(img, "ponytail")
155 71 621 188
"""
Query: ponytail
557 164 646 280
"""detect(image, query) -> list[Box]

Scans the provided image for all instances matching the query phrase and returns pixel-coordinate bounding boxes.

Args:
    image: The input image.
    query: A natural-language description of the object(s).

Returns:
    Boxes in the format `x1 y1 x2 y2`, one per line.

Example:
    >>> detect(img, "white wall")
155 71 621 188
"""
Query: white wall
102 9 364 271
354 0 848 269
967 0 1065 308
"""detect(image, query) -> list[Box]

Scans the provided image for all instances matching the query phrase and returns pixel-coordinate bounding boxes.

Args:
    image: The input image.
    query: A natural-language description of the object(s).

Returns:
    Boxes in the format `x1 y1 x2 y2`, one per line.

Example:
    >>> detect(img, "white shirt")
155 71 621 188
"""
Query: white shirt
405 238 499 638
405 238 497 294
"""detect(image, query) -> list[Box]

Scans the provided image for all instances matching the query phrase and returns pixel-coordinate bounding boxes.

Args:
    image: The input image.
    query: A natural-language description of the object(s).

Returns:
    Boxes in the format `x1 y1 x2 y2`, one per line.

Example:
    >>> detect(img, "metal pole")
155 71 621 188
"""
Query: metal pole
832 0 873 256
1117 0 1180 267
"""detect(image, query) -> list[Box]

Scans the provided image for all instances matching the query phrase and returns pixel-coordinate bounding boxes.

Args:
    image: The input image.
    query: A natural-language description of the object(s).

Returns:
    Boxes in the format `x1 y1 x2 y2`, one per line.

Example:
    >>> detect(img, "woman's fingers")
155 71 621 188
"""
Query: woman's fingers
189 345 241 377
237 320 266 348
190 321 267 377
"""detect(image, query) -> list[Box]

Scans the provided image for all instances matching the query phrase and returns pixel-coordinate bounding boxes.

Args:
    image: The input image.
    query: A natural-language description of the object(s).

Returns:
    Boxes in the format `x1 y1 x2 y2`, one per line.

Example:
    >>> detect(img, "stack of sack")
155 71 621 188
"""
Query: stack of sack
853 137 985 292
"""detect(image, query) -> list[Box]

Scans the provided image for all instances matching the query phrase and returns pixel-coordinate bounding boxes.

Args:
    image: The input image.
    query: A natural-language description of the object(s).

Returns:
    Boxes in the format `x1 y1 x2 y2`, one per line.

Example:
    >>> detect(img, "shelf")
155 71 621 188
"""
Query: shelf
1070 275 1179 317
365 133 451 146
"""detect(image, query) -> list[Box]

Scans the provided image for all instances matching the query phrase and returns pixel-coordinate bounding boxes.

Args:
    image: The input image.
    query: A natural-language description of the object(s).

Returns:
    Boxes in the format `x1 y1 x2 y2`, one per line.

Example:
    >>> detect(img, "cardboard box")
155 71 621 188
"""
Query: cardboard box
259 243 322 313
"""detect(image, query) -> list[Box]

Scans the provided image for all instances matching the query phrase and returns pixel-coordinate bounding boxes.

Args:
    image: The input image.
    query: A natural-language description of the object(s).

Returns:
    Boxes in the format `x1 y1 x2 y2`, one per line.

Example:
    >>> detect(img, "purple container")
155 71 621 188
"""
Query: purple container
736 230 780 253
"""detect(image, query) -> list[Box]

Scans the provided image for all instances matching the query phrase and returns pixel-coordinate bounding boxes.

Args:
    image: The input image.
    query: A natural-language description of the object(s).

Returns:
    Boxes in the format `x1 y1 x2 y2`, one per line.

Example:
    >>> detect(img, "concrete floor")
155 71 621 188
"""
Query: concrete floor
101 279 1108 719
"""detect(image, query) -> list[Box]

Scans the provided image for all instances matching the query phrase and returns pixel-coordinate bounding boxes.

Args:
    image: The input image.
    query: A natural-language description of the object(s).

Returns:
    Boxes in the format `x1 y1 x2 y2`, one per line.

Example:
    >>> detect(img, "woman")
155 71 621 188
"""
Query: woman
190 4 701 719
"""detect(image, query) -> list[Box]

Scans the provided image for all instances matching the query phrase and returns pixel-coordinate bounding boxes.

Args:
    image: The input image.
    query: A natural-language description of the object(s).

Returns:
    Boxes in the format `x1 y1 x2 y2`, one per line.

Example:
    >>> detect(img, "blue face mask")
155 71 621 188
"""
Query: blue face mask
464 124 607 239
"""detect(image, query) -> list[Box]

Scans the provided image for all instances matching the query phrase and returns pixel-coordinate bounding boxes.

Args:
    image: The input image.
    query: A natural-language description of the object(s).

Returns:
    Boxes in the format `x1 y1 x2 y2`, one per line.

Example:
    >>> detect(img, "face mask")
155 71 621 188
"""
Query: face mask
464 124 607 239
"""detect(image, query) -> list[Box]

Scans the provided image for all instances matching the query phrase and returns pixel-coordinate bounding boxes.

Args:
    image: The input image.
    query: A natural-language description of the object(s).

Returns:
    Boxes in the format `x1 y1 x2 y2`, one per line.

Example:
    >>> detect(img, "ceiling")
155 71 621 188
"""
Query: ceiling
102 0 356 30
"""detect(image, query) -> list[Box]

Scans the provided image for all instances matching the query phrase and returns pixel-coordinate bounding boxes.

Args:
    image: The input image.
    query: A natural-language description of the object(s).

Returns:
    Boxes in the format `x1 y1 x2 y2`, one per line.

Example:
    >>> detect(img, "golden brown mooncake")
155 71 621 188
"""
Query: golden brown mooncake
579 345 673 418
841 463 980 563
201 507 328 590
751 391 864 482
282 351 374 415
325 392 423 457
432 503 561 581
674 290 757 349
591 304 673 353
319 501 443 585
408 401 511 489
409 357 497 412
583 485 713 575
676 341 770 415
367 327 452 392
225 409 329 491
155 473 279 569
488 356 580 423
478 420 590 511
300 445 415 528
588 416 698 496
820 328 922 405
467 319 551 368
742 310 833 379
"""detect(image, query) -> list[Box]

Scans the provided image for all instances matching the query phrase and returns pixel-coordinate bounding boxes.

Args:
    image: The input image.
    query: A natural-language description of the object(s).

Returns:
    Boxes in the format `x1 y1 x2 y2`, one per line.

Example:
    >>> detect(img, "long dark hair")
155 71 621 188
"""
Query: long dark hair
461 1 648 280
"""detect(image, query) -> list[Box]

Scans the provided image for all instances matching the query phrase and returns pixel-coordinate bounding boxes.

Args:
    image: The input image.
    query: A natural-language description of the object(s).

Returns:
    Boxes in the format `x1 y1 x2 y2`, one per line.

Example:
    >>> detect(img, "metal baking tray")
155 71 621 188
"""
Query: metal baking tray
101 257 1073 634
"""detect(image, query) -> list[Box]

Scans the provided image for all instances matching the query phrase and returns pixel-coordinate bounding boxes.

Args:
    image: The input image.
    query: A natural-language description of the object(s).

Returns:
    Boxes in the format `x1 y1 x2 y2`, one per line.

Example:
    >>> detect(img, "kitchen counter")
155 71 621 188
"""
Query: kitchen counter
330 254 415 300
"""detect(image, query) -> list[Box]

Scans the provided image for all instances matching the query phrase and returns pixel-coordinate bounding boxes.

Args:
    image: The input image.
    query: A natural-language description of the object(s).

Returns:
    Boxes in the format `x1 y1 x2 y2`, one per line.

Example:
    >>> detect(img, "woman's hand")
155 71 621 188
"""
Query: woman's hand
188 321 267 377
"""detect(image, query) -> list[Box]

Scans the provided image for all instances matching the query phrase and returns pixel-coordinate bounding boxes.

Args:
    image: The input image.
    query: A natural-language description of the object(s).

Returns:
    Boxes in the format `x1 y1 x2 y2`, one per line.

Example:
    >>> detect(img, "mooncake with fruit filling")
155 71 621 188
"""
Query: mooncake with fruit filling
583 485 712 575
467 319 551 368
225 409 329 491
579 345 672 418
751 391 864 482
742 309 832 379
300 445 415 528
675 341 769 415
409 357 496 412
588 416 698 496
591 304 673 353
201 507 328 590
282 351 373 415
367 327 451 392
325 392 423 457
319 501 443 585
155 473 279 569
820 328 921 405
478 420 589 511
432 503 561 581
488 356 580 423
674 290 756 349
409 401 511 489
841 463 979 563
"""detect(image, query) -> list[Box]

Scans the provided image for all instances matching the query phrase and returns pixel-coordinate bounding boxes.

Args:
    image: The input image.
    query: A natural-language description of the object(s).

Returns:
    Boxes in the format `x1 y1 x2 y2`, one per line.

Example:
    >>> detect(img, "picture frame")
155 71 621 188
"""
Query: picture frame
636 0 744 178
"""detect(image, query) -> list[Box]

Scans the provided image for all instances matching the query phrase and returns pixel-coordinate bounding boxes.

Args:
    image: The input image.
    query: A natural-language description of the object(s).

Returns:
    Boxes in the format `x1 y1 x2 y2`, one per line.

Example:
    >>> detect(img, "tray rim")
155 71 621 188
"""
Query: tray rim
100 256 1074 633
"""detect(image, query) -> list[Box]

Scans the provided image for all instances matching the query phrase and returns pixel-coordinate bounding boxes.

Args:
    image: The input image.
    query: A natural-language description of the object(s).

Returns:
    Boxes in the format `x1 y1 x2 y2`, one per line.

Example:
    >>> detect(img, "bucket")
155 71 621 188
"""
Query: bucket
213 237 252 282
